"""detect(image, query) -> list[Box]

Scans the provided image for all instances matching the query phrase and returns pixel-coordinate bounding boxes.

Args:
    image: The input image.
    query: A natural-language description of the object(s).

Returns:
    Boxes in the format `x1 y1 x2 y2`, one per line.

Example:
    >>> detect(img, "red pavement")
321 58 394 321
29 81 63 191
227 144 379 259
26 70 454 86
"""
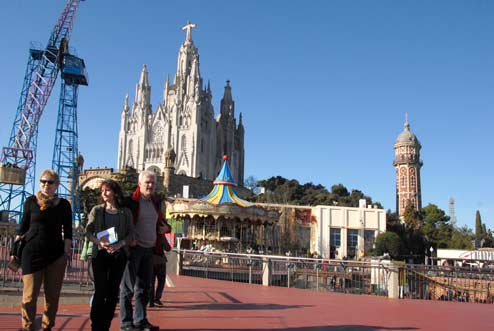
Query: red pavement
1 274 491 331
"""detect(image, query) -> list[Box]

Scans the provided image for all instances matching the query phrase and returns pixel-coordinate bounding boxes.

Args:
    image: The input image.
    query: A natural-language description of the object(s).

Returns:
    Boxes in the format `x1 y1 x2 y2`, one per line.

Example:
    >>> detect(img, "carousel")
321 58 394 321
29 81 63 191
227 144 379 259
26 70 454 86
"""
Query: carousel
168 155 279 253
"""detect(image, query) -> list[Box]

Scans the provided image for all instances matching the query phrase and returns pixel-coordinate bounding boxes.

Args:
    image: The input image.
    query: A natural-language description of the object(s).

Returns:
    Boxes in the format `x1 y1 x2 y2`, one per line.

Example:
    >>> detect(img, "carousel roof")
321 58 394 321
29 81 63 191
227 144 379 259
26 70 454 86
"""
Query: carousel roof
168 155 279 223
200 155 251 207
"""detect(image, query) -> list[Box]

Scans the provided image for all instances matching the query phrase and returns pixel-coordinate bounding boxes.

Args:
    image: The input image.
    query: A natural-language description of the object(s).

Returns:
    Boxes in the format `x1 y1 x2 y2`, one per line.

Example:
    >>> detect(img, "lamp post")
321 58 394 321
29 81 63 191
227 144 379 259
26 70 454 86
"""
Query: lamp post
429 246 434 266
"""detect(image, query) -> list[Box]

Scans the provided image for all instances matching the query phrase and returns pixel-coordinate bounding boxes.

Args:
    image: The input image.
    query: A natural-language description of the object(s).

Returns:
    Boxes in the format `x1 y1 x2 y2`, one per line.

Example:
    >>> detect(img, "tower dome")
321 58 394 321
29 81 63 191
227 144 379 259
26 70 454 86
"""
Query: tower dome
395 118 421 147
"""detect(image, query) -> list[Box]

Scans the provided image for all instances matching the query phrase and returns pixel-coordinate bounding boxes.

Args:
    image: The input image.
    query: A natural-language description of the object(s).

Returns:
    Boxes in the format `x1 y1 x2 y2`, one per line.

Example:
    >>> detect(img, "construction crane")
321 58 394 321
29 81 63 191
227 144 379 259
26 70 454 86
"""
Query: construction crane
0 0 85 223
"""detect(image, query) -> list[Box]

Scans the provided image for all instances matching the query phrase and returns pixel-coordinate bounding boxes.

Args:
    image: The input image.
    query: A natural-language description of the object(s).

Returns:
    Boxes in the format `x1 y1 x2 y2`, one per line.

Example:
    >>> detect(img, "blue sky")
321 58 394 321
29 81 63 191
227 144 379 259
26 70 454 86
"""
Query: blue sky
1 1 493 230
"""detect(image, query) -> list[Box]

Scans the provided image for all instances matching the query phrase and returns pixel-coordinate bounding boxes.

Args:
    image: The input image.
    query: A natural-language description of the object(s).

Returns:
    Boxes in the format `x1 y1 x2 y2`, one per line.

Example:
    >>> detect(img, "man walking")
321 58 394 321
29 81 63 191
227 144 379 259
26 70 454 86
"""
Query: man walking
120 171 170 331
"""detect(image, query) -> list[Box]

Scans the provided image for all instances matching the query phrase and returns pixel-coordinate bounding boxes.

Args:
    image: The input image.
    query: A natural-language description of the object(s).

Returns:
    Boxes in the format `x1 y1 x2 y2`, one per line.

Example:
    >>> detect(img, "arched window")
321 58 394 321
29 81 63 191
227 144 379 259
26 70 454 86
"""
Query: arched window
401 176 406 187
181 135 187 151
411 175 415 188
402 199 406 208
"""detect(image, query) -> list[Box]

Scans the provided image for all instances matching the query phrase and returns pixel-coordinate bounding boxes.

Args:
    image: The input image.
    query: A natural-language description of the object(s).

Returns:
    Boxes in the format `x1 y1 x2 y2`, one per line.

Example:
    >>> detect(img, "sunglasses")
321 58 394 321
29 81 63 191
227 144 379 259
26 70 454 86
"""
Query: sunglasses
40 179 55 185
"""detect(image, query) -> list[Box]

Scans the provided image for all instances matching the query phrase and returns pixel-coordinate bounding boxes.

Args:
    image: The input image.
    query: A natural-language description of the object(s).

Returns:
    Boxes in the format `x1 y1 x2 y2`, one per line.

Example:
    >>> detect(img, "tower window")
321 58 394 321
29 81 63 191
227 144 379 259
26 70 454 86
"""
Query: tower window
401 176 406 187
402 199 406 208
411 175 415 188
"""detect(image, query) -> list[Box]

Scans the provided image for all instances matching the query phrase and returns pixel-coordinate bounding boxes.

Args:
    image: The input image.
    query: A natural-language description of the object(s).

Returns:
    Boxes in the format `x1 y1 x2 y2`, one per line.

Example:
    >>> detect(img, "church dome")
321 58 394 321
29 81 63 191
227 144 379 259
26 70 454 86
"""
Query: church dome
395 120 421 147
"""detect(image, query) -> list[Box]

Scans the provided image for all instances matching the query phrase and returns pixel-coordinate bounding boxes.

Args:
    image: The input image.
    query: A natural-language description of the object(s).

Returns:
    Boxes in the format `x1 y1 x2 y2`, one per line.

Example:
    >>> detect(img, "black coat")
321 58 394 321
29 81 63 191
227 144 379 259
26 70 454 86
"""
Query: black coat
19 196 72 275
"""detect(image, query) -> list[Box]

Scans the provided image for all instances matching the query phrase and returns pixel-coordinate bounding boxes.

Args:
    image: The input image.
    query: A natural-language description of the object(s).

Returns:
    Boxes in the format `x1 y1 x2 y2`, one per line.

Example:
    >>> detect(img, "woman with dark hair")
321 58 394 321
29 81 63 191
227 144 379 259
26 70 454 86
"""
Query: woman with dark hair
18 169 72 331
85 179 134 331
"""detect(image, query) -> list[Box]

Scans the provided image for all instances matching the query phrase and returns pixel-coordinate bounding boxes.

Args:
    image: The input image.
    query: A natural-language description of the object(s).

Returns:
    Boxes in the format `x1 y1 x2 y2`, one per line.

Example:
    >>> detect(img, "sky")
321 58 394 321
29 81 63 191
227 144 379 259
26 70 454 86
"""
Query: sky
0 1 493 230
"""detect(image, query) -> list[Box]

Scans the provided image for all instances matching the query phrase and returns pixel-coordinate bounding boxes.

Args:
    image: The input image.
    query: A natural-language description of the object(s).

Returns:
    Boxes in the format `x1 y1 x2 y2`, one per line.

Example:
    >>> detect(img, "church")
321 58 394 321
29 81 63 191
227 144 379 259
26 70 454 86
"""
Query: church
117 22 245 185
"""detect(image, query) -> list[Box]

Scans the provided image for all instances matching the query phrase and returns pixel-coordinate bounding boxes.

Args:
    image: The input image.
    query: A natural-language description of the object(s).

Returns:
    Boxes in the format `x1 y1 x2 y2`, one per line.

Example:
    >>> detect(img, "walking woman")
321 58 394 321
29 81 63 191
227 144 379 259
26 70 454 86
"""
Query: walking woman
85 179 134 331
19 169 72 331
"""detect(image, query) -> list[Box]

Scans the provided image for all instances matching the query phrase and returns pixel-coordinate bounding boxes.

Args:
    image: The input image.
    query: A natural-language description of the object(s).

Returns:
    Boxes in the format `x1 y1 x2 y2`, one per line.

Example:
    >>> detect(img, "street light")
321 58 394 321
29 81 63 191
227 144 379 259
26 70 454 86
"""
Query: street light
429 246 434 266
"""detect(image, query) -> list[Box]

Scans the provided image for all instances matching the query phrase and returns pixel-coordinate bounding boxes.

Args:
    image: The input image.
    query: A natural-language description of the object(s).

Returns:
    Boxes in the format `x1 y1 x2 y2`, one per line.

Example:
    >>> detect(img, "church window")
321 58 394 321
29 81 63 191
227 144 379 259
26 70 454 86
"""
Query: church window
402 199 406 208
401 154 405 161
181 135 187 151
411 198 416 207
411 176 415 188
401 176 406 187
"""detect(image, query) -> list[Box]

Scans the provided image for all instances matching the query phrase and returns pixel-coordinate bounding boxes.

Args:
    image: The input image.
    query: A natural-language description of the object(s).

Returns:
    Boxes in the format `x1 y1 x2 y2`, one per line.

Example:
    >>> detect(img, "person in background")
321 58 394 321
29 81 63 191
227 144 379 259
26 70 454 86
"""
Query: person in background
85 179 134 331
149 233 171 307
18 169 72 331
120 171 171 331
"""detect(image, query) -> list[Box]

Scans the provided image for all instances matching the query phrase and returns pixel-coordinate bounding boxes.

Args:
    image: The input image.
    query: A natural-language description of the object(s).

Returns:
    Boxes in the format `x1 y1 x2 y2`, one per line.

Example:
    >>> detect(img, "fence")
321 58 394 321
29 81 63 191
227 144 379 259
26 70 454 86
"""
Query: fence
2 231 494 304
179 250 391 296
177 249 494 303
0 228 93 292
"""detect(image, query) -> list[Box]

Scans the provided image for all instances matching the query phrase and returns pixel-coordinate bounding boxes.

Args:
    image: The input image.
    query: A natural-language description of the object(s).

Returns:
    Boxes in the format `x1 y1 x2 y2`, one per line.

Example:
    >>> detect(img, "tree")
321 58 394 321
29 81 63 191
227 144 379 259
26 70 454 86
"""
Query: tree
449 226 474 250
374 231 403 258
254 176 382 208
403 202 423 230
244 175 259 194
421 204 452 249
402 202 426 262
79 187 99 229
331 184 349 197
475 210 483 245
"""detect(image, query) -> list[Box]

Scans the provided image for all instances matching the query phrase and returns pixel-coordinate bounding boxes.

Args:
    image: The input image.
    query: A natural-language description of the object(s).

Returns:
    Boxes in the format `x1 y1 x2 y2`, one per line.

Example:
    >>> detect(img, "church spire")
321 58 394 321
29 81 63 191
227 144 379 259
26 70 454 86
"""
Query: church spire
135 64 152 113
121 94 130 131
163 74 170 104
220 80 234 118
123 94 130 114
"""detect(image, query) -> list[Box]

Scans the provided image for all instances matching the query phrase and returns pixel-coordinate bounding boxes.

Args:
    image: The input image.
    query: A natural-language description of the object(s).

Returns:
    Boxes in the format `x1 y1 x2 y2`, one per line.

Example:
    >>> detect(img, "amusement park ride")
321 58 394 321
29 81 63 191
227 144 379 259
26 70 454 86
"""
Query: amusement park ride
0 0 87 224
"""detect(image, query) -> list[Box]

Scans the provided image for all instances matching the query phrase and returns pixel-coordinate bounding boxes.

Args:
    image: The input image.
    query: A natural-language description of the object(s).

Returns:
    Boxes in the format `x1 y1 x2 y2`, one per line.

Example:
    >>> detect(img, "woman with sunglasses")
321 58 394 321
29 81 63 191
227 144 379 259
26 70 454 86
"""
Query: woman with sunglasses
18 169 72 331
85 179 134 331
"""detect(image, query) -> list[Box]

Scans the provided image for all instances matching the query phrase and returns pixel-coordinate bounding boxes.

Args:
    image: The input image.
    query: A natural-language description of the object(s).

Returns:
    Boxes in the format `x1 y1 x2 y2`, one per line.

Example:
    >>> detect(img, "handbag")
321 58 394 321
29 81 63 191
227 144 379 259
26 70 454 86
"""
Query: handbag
8 236 25 272
10 236 26 260
163 236 172 252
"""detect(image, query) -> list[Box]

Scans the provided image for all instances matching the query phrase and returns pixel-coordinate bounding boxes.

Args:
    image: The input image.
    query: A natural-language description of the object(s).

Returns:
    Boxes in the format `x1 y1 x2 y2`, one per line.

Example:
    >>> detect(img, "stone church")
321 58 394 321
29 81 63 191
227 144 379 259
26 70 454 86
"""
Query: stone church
117 22 245 185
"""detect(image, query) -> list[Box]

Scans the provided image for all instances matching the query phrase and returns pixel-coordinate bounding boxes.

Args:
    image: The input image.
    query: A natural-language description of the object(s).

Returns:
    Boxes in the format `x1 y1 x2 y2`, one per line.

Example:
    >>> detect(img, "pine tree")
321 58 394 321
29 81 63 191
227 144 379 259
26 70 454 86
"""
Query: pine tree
475 210 482 245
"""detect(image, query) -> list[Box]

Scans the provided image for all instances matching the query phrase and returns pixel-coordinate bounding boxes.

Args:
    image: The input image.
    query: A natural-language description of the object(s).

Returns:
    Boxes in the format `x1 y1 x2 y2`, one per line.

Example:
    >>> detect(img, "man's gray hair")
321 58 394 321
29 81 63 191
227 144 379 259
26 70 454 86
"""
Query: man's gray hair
139 170 157 183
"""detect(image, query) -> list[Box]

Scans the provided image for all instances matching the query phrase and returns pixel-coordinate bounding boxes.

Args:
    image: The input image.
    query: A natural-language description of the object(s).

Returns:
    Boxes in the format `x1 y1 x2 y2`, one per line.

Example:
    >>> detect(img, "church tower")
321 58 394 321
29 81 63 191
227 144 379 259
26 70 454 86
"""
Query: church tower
393 115 422 217
117 21 245 185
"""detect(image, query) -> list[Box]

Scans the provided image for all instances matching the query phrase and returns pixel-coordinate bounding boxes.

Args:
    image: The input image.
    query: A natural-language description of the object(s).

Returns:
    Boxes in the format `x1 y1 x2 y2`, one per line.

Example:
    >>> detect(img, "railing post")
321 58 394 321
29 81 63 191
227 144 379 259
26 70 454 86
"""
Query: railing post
262 257 271 286
387 264 400 299
247 258 252 284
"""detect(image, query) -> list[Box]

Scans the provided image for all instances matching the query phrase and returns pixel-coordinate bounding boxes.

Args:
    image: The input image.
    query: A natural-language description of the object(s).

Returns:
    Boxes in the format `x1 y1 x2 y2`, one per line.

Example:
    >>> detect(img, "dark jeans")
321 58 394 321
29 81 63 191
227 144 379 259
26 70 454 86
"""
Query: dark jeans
120 246 154 327
150 260 166 303
90 249 127 331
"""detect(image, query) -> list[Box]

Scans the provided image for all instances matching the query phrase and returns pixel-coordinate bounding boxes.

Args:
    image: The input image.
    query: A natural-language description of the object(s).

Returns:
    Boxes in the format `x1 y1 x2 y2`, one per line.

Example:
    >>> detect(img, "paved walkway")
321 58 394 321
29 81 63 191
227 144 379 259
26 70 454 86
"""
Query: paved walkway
0 275 491 331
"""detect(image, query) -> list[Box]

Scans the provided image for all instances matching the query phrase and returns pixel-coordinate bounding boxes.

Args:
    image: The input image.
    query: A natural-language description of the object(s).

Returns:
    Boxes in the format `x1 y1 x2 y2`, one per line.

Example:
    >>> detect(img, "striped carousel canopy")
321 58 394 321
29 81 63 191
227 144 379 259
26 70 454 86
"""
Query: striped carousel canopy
200 155 251 207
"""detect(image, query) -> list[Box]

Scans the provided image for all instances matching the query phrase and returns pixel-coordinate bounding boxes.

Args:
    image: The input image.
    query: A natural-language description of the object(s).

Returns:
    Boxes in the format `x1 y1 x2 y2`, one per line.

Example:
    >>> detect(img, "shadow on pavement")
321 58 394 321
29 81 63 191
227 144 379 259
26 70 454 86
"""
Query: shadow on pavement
156 326 418 331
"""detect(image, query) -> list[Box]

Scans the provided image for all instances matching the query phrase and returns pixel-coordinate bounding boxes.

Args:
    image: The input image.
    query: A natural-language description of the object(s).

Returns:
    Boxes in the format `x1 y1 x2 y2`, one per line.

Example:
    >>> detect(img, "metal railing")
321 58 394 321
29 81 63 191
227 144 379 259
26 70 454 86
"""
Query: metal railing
399 264 494 303
178 250 494 303
179 250 390 296
0 230 93 292
2 232 494 305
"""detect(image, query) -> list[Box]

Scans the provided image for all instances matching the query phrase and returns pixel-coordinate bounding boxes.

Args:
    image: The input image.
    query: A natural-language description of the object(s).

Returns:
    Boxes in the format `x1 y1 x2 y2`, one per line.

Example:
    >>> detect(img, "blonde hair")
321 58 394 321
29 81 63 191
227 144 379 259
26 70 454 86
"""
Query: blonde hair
39 169 60 185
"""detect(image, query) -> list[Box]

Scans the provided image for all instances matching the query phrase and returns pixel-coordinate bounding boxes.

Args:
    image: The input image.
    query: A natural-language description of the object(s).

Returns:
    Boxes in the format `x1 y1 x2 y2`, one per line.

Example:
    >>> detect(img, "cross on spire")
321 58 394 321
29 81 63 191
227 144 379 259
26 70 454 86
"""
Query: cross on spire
182 20 196 42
